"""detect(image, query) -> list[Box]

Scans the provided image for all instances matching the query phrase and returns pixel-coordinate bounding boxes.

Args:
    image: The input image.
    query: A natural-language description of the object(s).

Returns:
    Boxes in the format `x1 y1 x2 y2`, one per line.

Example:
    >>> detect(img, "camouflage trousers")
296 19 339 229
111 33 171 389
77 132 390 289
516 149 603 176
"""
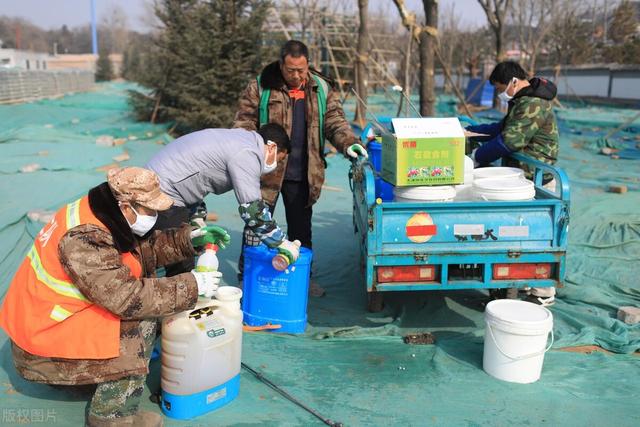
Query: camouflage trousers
88 320 156 420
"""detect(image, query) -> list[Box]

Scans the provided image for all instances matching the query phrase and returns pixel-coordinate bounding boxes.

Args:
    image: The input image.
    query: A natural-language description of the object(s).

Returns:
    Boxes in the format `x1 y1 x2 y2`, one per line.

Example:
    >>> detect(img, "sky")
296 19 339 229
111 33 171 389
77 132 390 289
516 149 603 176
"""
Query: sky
0 0 153 32
0 0 488 33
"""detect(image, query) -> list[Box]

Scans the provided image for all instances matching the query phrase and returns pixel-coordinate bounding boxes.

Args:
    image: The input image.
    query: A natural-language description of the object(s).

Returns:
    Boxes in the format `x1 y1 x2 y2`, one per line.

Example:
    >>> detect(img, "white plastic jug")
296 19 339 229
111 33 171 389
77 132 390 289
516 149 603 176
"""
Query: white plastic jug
483 300 553 384
161 286 243 419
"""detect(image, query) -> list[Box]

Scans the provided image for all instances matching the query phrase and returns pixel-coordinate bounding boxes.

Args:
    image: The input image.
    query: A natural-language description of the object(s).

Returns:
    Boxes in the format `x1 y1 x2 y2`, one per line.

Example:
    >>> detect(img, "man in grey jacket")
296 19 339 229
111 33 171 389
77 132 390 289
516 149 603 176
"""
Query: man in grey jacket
146 124 300 276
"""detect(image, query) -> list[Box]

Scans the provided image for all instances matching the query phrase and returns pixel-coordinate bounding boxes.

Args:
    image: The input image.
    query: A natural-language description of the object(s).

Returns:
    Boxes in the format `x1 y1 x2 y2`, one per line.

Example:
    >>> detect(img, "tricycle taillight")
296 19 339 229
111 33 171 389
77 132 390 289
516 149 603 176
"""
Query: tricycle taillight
492 263 553 280
377 266 436 283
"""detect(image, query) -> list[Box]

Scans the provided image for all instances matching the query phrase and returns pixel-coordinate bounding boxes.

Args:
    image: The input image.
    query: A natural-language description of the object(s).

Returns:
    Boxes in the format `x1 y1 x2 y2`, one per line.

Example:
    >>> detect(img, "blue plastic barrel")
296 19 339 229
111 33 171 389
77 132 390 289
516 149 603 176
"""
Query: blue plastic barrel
367 141 395 202
465 78 494 107
242 245 313 333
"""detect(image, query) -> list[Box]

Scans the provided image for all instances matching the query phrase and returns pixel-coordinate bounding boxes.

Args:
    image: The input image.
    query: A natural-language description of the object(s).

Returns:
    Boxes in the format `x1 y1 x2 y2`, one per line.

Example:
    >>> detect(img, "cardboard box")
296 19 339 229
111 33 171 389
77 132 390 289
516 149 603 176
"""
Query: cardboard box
381 118 465 186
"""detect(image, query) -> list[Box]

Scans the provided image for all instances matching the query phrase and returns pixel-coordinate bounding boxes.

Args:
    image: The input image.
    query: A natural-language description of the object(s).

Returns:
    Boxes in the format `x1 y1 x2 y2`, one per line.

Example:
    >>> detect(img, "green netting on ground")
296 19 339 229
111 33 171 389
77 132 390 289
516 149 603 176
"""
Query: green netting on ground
0 84 639 426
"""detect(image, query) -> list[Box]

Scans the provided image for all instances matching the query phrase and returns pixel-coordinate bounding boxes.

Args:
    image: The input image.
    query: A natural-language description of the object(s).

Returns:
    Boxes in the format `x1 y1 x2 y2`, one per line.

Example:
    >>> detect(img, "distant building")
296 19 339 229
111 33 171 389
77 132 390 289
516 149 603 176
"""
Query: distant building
0 49 50 70
0 49 123 77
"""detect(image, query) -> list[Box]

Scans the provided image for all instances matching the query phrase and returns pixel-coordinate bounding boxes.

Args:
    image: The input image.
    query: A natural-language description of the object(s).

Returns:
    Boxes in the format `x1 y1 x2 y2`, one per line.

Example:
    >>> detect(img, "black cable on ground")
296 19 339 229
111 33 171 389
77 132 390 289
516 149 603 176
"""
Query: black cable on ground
241 362 343 427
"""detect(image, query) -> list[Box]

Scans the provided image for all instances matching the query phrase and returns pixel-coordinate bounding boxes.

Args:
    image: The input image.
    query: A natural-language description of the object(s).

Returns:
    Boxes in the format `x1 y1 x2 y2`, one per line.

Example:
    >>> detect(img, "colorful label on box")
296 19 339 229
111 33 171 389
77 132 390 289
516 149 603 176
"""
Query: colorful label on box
381 118 466 186
382 135 464 186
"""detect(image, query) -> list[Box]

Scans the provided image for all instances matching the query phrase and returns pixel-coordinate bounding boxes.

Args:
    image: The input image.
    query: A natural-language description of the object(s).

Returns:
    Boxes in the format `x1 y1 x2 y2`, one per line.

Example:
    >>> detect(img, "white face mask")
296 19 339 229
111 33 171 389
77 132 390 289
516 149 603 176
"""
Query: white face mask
262 142 278 174
498 78 517 102
124 203 158 236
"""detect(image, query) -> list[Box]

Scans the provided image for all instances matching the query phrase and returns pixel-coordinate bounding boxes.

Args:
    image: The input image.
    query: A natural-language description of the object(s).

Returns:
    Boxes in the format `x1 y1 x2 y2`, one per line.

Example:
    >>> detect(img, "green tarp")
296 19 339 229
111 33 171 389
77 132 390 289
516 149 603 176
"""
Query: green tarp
0 83 638 426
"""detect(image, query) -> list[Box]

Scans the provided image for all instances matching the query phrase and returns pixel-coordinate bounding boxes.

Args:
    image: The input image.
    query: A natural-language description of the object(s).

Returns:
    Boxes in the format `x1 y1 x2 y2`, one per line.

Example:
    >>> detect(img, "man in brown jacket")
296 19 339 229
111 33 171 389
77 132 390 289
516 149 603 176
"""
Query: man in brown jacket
233 40 367 295
0 167 222 427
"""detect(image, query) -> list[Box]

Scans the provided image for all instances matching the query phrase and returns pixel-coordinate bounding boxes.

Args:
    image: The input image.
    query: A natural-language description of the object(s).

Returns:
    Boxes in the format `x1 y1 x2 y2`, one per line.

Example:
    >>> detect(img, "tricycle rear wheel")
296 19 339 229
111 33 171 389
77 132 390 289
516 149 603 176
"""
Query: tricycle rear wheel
489 287 519 300
367 291 384 313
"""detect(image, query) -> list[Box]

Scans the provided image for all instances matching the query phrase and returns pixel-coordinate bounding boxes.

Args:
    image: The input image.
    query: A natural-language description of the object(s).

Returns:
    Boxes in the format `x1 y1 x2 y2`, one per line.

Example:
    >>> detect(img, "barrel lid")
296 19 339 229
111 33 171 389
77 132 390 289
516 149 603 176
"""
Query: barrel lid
473 177 534 192
485 299 553 331
393 185 457 201
473 167 524 180
215 286 242 301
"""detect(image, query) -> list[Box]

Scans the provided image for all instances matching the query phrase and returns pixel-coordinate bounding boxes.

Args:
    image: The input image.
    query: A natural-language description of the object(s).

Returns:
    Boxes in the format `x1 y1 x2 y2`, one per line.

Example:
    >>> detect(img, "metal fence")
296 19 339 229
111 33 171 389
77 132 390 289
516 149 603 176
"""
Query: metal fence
0 69 95 104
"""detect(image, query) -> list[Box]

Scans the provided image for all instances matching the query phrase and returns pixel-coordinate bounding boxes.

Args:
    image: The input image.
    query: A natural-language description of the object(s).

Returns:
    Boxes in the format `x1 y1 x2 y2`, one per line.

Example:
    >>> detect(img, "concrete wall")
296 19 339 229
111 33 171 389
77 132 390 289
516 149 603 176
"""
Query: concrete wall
0 69 95 104
48 54 123 77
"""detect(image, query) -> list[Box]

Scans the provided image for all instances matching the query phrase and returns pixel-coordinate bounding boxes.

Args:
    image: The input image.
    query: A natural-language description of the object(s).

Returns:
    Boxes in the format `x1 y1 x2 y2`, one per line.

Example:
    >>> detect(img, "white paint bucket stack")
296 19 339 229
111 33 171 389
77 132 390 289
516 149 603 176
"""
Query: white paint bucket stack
454 156 475 201
471 167 535 201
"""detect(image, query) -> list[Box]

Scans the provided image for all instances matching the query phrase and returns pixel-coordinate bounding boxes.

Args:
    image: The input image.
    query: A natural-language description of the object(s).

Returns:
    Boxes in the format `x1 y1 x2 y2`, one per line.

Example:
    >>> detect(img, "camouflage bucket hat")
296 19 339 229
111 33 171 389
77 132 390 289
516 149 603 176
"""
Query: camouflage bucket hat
107 167 173 211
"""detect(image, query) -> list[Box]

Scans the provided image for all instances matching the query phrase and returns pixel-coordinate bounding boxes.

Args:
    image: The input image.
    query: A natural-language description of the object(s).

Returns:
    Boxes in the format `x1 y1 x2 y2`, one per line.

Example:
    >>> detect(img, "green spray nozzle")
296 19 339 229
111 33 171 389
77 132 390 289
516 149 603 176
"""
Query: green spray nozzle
201 225 231 249
191 225 231 249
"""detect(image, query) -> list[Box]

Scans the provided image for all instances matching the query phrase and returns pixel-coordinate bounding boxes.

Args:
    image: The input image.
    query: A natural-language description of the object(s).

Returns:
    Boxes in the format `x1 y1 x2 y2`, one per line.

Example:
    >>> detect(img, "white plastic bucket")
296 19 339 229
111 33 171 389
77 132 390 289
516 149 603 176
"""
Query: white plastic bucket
464 173 474 185
454 183 474 201
483 300 554 384
464 155 475 174
394 185 456 202
473 177 535 201
473 167 524 180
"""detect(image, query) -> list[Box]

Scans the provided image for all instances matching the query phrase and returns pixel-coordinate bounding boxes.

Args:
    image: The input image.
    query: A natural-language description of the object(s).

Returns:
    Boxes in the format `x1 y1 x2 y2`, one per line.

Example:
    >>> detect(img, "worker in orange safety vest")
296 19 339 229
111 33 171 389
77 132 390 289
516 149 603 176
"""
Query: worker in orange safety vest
0 167 223 427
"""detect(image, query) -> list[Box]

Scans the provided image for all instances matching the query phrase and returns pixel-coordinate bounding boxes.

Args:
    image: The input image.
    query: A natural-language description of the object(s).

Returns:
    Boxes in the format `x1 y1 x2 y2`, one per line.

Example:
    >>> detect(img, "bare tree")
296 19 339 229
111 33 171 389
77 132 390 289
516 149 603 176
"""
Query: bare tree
609 0 638 44
101 4 130 53
354 0 369 127
291 0 320 43
439 3 462 93
393 0 438 117
547 0 595 66
476 0 511 62
510 0 555 75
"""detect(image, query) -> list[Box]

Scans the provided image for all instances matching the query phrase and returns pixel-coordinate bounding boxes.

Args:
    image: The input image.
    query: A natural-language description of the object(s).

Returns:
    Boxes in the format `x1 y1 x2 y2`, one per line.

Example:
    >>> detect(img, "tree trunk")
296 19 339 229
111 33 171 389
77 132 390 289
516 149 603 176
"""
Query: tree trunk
492 29 504 108
529 44 538 76
495 32 504 62
420 0 437 117
354 0 369 127
397 31 413 117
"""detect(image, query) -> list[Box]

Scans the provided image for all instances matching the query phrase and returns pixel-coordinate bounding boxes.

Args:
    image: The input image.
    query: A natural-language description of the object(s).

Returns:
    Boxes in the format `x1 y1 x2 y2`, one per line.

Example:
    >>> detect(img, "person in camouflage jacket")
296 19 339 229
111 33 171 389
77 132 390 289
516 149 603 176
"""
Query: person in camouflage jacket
467 61 558 173
466 61 559 306
0 167 221 427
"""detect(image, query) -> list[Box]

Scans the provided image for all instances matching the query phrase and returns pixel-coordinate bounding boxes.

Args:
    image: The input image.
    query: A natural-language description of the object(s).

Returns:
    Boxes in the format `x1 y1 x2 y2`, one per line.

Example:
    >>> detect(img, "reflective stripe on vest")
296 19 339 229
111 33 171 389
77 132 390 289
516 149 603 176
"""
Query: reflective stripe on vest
27 245 89 302
50 304 73 322
66 198 81 229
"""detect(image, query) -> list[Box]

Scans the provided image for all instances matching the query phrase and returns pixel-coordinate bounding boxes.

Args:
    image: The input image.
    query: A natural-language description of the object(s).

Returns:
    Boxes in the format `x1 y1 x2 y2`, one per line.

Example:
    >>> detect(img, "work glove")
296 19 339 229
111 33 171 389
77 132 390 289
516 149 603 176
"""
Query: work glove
347 144 368 159
191 225 231 249
276 239 301 263
190 218 207 229
473 134 513 166
191 270 222 298
243 227 261 247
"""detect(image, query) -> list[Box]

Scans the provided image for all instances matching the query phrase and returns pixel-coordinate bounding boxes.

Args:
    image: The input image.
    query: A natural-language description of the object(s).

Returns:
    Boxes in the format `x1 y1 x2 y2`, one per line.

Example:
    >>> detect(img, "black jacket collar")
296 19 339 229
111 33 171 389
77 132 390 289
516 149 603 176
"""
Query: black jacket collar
259 61 334 91
87 182 136 253
259 61 287 91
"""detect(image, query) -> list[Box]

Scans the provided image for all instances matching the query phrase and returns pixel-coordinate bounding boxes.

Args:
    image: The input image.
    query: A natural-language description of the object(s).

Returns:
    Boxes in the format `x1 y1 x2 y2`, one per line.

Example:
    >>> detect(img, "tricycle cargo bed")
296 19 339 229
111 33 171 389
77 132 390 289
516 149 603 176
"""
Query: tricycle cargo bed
350 152 570 295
